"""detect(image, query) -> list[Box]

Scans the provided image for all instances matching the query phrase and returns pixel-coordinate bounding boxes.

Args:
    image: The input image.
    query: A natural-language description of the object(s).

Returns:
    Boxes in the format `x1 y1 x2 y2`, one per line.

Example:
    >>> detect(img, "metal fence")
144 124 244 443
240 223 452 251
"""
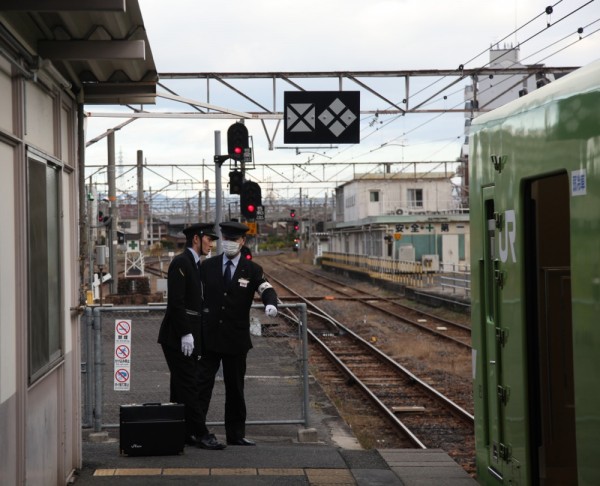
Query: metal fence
439 273 471 296
321 252 435 287
81 303 309 432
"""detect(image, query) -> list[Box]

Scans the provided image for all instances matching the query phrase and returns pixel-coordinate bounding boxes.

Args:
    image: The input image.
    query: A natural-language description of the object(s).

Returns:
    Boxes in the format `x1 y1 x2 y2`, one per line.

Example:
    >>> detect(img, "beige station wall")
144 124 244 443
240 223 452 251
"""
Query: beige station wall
0 55 81 485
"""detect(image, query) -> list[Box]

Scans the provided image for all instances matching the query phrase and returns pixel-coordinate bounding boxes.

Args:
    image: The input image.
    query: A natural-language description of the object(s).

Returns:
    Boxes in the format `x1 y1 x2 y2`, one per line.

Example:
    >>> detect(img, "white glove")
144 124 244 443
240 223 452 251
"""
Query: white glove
181 333 194 356
265 305 278 317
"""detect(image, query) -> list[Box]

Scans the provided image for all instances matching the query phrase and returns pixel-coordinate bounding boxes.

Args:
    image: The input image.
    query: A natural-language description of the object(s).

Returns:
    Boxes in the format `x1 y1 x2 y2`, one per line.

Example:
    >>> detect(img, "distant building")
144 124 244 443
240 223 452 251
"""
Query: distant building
328 171 469 269
112 205 190 250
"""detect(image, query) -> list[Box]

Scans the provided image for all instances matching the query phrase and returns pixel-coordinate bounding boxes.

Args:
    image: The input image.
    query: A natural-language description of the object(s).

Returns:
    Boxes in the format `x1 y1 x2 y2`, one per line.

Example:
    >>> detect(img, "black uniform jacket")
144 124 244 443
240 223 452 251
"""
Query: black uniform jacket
200 253 278 355
158 249 203 355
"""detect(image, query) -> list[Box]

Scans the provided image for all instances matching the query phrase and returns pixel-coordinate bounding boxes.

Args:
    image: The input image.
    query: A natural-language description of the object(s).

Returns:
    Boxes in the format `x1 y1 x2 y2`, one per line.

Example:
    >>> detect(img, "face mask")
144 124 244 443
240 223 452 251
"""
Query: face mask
222 240 241 258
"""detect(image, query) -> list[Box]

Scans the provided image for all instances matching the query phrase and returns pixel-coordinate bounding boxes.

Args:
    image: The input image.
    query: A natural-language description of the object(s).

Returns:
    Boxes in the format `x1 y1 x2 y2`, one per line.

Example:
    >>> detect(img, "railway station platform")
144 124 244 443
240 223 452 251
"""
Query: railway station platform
75 441 478 485
76 302 477 486
76 379 477 486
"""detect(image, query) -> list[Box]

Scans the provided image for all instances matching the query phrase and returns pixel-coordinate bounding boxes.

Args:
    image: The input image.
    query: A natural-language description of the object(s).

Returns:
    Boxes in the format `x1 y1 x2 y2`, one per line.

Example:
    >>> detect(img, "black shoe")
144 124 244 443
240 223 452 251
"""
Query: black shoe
227 437 256 446
197 433 226 450
185 434 199 446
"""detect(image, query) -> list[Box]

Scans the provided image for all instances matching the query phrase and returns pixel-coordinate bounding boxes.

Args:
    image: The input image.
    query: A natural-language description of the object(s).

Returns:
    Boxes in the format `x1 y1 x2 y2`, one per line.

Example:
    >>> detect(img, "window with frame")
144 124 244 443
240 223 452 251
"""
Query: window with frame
369 191 380 202
28 154 62 382
364 231 382 257
407 188 423 208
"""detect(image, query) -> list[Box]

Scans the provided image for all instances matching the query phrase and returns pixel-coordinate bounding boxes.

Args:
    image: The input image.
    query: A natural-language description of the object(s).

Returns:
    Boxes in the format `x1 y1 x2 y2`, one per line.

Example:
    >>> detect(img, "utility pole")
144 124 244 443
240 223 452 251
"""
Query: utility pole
88 176 94 292
214 131 223 253
149 187 154 247
107 132 118 294
198 190 202 221
204 180 209 222
137 150 145 250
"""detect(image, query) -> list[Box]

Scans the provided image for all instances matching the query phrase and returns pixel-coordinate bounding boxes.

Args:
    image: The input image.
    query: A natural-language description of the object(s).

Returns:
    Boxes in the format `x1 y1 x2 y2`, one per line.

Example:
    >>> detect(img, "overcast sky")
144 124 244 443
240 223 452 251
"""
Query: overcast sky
85 0 600 200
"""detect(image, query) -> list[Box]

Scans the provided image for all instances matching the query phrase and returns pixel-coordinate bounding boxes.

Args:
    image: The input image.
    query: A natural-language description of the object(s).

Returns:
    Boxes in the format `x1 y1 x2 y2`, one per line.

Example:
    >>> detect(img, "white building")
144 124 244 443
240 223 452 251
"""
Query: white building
329 171 469 269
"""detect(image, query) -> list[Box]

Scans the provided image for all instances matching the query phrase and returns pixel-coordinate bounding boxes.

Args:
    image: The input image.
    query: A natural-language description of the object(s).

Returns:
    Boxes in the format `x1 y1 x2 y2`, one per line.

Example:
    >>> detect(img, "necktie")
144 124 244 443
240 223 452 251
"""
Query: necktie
224 260 233 286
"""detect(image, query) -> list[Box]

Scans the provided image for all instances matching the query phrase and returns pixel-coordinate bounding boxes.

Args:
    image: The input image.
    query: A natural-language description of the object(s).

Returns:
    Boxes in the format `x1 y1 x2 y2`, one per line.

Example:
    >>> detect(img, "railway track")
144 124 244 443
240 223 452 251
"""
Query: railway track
144 252 475 471
259 255 473 410
273 274 475 473
269 256 472 349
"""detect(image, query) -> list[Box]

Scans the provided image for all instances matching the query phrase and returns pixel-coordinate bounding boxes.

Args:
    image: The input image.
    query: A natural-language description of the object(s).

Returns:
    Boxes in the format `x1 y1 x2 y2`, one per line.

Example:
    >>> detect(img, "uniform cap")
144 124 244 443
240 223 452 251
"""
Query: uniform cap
219 221 249 238
182 222 219 240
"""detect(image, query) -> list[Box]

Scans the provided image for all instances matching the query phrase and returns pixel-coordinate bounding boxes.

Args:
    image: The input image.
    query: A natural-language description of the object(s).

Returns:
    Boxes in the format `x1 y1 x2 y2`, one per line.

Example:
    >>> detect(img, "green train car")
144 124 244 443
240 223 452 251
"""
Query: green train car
469 59 600 486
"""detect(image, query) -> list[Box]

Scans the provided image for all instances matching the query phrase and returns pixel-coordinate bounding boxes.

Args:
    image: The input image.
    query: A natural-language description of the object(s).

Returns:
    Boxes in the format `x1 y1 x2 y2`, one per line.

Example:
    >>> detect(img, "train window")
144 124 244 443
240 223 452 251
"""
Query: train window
27 154 63 382
484 199 495 321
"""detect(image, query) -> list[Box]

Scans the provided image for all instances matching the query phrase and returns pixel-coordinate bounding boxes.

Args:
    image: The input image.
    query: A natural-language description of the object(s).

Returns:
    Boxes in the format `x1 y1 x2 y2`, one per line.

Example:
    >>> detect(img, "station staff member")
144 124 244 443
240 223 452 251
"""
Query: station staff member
157 222 220 448
199 221 279 446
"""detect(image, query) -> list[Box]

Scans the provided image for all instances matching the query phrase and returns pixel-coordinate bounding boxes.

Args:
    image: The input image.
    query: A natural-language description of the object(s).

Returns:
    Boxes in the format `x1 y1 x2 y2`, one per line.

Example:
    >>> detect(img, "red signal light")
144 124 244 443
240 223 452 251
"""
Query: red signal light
241 245 252 260
227 123 249 161
240 180 261 219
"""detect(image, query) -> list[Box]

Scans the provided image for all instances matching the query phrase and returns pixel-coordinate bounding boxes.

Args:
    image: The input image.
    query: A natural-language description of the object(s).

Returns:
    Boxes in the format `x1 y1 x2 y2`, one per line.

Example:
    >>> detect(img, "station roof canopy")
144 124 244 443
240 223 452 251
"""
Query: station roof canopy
0 0 157 105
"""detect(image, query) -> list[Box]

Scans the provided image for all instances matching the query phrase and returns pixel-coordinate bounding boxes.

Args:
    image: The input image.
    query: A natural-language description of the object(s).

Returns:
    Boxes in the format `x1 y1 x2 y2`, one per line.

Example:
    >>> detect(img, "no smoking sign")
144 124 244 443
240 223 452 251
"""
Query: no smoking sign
114 319 132 391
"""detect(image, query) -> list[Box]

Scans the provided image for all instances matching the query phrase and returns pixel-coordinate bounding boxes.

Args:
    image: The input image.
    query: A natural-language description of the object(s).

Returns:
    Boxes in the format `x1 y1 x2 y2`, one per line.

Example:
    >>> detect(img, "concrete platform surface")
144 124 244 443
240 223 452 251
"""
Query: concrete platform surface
73 442 478 486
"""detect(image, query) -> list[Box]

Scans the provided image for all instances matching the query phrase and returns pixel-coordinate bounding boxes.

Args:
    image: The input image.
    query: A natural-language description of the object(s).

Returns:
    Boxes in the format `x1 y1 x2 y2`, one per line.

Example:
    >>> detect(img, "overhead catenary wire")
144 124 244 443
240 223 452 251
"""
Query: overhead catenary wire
319 1 596 167
85 2 598 201
417 16 600 111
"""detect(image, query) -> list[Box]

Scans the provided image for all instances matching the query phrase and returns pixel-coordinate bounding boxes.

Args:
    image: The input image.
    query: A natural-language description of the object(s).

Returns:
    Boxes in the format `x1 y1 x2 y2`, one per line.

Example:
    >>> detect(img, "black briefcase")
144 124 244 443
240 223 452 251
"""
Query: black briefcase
119 402 185 456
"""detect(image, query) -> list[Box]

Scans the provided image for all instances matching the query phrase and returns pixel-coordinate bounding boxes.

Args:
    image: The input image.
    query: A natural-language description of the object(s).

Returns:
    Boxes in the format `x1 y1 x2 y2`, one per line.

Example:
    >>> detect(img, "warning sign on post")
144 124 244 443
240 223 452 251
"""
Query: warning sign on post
246 222 258 235
114 319 132 391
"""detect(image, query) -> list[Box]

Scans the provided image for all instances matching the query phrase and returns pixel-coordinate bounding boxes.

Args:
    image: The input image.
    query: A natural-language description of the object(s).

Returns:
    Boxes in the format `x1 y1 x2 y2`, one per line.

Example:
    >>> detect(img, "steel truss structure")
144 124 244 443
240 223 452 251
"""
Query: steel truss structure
86 66 577 148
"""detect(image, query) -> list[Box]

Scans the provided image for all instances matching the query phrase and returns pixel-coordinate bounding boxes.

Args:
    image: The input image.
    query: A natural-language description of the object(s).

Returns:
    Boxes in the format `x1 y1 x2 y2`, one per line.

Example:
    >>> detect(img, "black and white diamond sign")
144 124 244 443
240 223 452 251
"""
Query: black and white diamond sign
284 91 360 144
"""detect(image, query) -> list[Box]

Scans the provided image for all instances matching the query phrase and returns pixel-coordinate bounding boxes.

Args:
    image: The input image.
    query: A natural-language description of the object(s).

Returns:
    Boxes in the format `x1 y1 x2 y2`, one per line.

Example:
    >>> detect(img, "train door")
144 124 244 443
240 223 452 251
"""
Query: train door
480 186 507 480
525 172 577 486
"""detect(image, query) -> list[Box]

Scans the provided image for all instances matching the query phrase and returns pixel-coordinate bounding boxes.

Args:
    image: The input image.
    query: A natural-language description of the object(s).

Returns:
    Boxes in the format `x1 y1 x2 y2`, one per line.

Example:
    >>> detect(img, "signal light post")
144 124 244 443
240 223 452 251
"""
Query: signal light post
214 123 262 248
240 180 262 220
214 122 251 166
227 122 249 161
229 170 243 195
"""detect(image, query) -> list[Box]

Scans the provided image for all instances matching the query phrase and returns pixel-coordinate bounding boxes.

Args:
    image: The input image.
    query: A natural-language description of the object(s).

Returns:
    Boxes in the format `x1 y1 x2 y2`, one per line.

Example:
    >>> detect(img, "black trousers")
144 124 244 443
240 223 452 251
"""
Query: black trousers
161 344 209 437
198 350 248 441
